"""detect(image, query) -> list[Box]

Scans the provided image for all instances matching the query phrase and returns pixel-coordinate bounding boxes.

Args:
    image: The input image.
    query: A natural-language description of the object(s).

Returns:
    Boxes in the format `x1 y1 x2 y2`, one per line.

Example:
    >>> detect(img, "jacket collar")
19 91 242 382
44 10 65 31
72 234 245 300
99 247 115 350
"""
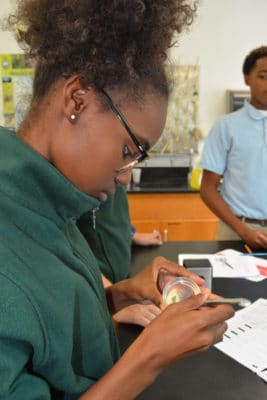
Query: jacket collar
0 128 100 227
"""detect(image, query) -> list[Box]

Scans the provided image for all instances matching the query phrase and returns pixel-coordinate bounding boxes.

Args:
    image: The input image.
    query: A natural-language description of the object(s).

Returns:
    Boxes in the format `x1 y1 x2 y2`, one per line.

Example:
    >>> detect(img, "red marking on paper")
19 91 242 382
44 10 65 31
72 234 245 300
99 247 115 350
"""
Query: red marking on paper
256 265 267 276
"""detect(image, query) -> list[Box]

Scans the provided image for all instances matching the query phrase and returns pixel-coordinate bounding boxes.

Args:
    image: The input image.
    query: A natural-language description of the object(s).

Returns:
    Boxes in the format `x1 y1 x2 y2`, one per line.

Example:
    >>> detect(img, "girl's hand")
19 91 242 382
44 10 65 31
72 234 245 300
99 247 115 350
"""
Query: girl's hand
125 293 234 374
112 256 205 311
113 303 161 327
132 230 162 246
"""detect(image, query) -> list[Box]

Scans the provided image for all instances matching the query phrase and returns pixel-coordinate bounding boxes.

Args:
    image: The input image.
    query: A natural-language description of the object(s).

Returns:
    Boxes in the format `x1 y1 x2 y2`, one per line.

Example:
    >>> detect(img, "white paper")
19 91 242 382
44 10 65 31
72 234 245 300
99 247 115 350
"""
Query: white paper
178 252 260 278
215 298 267 382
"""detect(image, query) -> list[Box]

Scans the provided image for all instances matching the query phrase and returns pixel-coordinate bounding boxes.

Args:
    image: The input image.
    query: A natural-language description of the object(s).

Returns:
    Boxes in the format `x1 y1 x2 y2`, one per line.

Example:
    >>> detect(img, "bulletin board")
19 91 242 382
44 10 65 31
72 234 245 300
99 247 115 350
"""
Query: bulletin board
0 56 200 152
152 63 201 155
0 53 34 129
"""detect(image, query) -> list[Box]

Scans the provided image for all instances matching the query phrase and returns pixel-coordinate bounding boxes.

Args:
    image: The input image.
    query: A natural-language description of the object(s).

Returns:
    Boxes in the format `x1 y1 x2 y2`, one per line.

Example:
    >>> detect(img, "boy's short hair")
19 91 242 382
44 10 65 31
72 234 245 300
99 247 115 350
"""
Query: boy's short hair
242 46 267 75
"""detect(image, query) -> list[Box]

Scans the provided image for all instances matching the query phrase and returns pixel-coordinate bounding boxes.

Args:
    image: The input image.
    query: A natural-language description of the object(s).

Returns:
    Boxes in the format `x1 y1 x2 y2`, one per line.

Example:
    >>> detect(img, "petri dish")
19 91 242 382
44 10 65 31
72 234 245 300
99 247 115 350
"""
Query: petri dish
163 277 201 305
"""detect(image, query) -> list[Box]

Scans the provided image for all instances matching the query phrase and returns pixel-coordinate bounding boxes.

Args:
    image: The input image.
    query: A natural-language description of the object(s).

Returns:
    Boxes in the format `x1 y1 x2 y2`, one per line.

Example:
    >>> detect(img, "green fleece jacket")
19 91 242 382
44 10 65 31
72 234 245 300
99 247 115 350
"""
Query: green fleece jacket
77 186 132 283
0 127 120 399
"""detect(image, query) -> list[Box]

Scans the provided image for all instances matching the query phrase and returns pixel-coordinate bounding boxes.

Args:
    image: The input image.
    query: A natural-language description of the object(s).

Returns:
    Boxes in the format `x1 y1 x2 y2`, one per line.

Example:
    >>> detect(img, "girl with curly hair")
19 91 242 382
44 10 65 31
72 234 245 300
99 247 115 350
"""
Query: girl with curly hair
0 1 233 398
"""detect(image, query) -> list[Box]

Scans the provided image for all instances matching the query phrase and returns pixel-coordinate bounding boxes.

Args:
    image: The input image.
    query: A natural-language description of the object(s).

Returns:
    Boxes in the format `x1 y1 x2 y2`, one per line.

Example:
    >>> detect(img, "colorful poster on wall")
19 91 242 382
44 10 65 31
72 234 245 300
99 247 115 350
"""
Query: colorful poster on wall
0 53 34 129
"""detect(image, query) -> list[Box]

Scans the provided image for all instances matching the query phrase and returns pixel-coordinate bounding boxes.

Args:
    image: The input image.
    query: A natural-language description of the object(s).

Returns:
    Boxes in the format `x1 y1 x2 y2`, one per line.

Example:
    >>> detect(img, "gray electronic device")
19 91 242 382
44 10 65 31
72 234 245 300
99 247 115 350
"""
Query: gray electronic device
182 258 213 290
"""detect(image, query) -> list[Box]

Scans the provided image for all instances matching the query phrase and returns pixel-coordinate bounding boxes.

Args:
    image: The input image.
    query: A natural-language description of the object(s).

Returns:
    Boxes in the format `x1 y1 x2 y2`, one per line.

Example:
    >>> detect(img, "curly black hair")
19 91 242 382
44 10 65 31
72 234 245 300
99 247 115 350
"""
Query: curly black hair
8 0 198 102
242 46 267 75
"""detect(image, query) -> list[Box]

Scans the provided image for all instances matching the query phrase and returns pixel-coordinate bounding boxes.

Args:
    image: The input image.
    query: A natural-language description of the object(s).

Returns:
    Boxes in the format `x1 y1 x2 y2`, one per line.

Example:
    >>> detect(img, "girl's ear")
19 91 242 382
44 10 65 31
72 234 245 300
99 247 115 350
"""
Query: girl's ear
62 75 96 121
72 89 87 112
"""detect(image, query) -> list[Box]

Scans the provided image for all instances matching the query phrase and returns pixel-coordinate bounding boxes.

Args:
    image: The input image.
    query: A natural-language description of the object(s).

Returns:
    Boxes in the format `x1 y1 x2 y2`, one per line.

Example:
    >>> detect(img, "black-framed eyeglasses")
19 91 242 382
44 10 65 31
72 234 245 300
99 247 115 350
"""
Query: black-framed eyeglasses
101 89 149 172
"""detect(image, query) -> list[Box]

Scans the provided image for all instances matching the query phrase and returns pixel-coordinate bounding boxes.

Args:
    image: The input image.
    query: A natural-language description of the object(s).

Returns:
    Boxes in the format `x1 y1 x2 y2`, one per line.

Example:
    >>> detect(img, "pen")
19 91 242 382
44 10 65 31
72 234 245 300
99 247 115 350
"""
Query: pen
217 256 234 269
223 259 234 269
243 252 267 257
204 298 251 308
244 244 252 254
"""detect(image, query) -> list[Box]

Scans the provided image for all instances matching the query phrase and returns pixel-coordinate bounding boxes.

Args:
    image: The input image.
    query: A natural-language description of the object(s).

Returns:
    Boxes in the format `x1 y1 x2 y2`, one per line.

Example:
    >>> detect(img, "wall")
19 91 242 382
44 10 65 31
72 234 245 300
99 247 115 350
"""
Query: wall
171 0 267 134
0 0 20 53
1 0 267 133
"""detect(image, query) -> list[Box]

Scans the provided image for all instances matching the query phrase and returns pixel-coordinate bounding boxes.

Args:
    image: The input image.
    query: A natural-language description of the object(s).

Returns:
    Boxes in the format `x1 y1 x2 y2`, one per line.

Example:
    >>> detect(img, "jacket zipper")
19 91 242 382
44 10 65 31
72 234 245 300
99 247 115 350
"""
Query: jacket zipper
92 206 99 229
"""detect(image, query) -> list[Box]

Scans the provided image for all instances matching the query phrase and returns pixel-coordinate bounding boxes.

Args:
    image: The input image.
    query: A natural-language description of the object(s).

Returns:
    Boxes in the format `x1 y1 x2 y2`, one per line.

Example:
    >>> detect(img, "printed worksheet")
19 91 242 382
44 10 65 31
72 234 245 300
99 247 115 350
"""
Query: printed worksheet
215 298 267 382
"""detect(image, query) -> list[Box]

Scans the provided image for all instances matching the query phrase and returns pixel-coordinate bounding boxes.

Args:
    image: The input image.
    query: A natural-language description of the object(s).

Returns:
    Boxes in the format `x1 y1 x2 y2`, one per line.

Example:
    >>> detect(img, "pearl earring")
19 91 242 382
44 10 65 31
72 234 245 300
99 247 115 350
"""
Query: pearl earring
70 114 76 121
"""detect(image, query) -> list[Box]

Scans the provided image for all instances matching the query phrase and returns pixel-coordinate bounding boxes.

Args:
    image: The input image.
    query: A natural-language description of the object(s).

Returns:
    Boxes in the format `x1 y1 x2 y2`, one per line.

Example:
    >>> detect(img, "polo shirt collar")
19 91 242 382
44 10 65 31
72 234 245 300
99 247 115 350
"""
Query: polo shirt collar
245 100 266 120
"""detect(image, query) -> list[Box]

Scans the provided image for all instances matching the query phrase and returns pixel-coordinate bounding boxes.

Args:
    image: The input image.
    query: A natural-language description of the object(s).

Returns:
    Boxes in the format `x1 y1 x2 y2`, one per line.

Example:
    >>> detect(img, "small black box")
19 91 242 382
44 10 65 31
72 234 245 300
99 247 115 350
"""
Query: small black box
183 258 212 290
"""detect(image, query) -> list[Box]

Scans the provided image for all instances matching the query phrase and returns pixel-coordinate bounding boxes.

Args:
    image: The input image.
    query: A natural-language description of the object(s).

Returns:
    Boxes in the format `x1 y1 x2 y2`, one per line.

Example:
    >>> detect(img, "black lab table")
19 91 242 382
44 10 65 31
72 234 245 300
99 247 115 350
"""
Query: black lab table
117 241 267 400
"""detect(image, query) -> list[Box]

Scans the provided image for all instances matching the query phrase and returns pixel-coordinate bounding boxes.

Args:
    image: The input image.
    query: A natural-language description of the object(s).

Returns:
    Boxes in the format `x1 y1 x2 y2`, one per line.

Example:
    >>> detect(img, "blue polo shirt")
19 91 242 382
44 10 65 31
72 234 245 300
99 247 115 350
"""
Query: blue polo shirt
200 101 267 219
